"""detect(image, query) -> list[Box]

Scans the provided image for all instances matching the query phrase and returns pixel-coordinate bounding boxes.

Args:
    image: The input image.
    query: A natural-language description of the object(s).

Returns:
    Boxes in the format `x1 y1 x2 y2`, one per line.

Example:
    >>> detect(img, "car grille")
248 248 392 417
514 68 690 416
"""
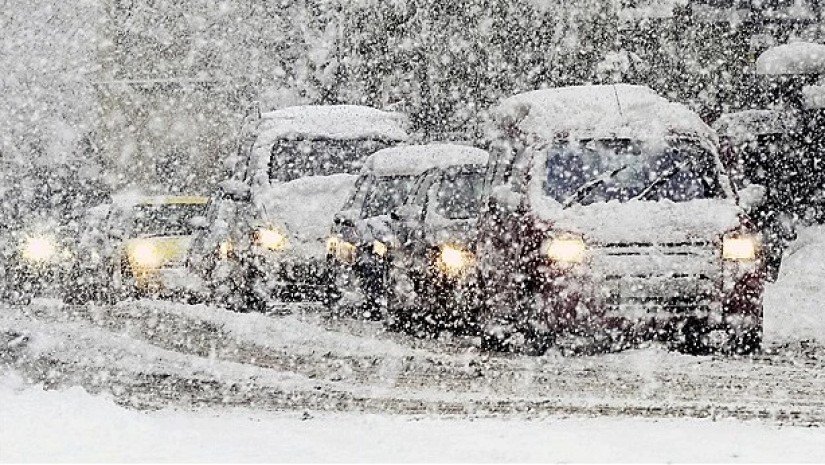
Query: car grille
590 241 720 313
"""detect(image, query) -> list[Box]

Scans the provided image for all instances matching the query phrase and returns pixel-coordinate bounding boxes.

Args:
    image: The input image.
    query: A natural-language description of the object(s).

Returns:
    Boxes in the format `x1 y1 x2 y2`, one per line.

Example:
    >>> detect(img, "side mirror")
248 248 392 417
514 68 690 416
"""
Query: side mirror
219 180 251 202
738 184 767 212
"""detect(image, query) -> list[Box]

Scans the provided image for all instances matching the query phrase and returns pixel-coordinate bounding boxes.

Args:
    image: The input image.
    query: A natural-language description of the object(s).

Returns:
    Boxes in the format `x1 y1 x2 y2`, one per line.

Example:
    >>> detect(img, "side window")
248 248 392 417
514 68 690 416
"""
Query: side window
432 168 486 220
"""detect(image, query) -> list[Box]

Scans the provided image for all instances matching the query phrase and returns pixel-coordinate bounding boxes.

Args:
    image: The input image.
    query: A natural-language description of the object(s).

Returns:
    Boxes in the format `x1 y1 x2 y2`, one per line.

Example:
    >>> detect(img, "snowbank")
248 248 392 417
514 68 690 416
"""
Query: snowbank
756 42 825 75
2 374 824 462
364 143 489 177
764 225 825 344
494 85 716 149
256 105 409 142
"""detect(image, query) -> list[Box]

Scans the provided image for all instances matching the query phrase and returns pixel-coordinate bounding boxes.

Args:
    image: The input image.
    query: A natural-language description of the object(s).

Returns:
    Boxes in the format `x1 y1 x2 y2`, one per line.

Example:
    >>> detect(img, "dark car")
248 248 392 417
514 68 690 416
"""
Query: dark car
383 150 490 336
475 85 767 355
326 143 489 321
188 105 409 312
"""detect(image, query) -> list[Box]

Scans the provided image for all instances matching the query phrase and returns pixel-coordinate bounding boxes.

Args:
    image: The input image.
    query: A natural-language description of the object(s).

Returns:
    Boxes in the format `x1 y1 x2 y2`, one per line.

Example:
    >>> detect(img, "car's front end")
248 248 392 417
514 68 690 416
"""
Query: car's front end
480 135 765 355
519 218 764 354
388 227 482 334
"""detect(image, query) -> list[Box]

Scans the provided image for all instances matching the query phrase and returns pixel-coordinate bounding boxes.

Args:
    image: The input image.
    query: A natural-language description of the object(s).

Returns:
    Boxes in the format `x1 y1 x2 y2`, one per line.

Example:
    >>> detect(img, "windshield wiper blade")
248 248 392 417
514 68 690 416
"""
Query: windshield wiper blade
630 159 692 202
562 165 628 209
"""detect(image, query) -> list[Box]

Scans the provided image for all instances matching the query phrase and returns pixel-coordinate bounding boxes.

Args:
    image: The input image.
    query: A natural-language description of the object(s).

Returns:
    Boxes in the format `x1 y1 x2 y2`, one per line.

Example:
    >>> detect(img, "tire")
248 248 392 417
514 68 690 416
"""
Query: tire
676 316 763 356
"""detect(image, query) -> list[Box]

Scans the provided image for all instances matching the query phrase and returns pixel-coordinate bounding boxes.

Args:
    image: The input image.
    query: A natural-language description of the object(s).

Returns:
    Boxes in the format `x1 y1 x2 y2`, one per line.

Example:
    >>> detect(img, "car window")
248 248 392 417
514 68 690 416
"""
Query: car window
433 169 486 220
361 175 417 218
268 139 390 182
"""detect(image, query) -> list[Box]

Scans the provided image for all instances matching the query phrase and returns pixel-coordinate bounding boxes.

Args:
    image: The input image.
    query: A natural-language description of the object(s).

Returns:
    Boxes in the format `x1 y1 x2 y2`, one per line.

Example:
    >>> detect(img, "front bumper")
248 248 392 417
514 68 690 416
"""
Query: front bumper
247 254 331 301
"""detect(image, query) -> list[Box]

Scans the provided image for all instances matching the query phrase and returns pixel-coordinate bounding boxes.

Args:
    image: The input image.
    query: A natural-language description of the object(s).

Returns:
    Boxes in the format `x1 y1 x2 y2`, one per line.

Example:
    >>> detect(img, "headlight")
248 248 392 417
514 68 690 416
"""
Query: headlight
335 240 357 264
21 236 57 263
544 236 587 263
372 240 388 257
128 241 162 269
255 228 288 251
723 235 758 261
436 244 474 277
218 240 233 260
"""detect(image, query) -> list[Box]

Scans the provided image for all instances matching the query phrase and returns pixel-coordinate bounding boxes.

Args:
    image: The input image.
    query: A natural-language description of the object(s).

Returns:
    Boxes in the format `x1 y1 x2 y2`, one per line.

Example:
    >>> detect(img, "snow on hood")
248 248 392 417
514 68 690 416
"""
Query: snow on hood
537 198 742 245
363 143 489 177
255 173 357 258
756 42 825 75
255 105 409 142
494 85 716 150
712 110 797 143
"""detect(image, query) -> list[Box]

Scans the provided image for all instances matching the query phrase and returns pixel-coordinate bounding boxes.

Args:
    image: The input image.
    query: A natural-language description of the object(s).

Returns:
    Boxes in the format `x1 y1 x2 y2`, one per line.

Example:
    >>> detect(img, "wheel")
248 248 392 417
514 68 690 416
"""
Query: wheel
676 316 763 356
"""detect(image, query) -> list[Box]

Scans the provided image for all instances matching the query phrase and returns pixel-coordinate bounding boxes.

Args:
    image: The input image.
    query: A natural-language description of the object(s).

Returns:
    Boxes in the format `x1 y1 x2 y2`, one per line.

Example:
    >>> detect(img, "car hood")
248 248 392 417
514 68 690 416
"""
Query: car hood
544 198 743 244
255 174 357 259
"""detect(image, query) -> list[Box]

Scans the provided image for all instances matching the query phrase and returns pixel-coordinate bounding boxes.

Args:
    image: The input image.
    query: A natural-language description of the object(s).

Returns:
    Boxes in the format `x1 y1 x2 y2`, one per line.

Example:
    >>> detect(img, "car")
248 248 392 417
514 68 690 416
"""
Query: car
380 145 490 335
188 105 409 312
66 194 209 302
326 143 488 321
713 110 800 281
475 84 767 355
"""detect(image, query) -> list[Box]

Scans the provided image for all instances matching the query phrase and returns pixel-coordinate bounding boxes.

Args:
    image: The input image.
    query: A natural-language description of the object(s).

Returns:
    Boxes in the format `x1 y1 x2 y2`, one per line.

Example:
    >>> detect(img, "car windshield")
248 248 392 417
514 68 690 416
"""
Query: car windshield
269 139 391 182
544 139 724 206
361 175 417 218
132 203 207 237
434 170 486 219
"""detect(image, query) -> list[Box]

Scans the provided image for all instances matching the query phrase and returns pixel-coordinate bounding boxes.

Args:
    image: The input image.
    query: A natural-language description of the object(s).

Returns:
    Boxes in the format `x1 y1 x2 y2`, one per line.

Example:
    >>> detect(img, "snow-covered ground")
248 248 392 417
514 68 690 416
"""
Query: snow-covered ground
764 224 825 344
1 225 824 461
2 372 824 463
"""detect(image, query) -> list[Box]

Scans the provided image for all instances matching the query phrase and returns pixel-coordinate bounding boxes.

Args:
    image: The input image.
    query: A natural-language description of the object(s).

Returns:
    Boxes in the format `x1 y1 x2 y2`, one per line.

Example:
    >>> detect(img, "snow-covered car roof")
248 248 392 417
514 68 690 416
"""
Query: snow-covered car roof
493 84 716 149
756 42 825 75
362 143 489 177
255 105 409 142
712 110 798 142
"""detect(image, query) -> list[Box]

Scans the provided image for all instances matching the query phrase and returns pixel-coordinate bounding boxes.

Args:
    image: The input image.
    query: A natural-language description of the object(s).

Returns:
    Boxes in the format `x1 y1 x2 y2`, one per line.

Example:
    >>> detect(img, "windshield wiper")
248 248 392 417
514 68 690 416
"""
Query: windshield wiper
629 159 692 202
562 165 628 209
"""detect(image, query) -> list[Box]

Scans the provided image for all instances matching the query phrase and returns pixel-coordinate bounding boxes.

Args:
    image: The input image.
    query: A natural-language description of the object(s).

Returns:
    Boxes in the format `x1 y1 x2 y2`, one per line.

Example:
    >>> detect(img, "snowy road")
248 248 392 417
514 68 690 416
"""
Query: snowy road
1 300 823 426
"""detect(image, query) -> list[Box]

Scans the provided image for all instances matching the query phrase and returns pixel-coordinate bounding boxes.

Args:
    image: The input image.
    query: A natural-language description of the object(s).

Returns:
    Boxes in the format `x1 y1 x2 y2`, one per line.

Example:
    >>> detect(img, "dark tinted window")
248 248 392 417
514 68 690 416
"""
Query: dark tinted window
269 139 390 182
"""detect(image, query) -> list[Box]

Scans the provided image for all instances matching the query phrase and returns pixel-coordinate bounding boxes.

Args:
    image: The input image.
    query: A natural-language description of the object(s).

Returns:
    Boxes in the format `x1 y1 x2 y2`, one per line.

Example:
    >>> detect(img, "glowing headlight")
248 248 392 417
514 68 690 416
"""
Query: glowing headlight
218 240 233 260
437 244 474 276
372 240 388 257
723 235 758 261
255 228 288 251
335 240 357 264
129 241 162 269
21 236 57 263
544 236 587 263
